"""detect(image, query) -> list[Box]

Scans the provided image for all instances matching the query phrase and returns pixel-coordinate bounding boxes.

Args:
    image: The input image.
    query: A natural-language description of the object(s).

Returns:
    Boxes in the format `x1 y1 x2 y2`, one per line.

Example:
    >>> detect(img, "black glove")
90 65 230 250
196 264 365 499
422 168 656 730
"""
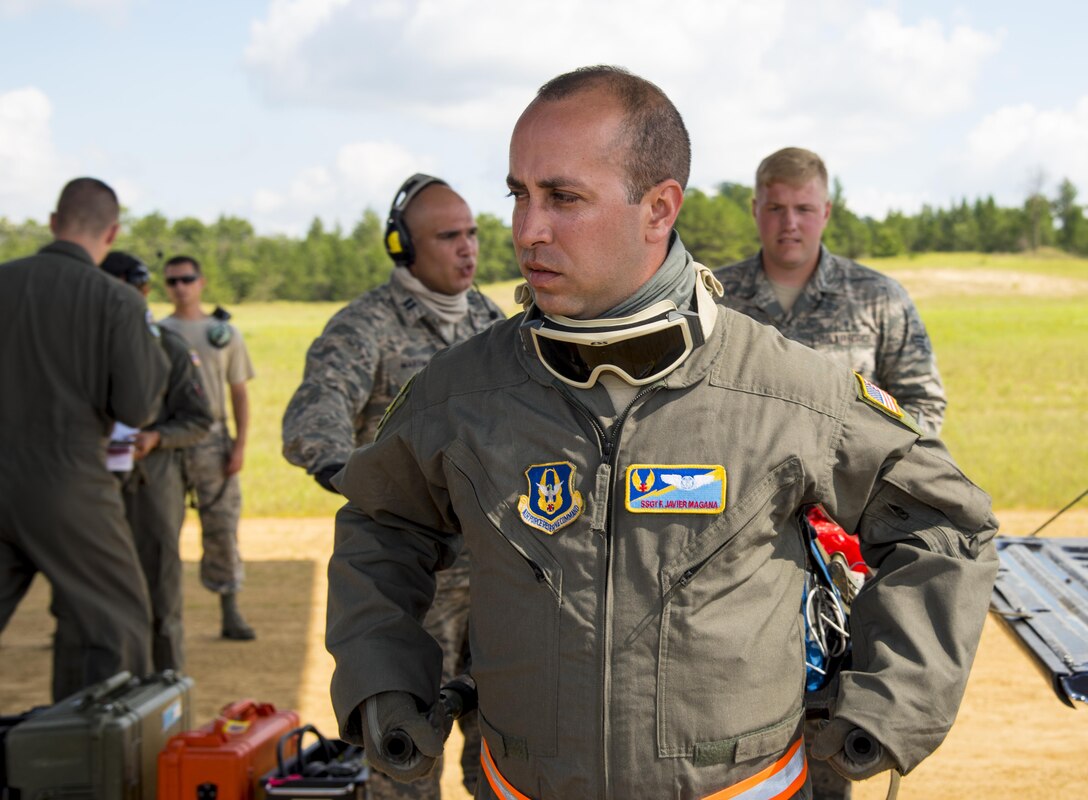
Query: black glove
314 463 345 494
360 691 452 782
809 718 899 782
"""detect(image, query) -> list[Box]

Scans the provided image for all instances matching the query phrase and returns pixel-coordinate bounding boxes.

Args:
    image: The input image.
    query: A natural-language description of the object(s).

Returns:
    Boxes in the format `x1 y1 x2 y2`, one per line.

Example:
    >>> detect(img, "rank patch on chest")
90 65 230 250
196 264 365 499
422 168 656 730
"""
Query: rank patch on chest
625 464 726 514
517 461 584 534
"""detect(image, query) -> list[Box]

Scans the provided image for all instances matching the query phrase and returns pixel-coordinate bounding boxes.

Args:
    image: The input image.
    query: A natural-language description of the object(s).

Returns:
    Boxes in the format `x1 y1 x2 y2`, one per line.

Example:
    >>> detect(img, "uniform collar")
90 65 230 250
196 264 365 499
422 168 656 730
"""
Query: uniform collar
40 239 95 265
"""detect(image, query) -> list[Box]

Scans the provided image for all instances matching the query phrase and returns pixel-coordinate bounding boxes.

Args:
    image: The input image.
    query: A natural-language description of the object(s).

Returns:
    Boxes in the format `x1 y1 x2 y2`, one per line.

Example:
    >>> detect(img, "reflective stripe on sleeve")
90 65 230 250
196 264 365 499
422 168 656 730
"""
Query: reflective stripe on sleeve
702 738 808 800
481 736 534 800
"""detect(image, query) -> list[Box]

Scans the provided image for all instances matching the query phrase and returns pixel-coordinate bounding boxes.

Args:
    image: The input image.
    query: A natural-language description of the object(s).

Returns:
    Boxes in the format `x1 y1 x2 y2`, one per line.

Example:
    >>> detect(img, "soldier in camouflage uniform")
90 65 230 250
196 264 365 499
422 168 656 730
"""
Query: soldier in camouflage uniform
716 148 945 799
161 255 258 641
102 251 213 671
283 175 503 800
715 147 945 437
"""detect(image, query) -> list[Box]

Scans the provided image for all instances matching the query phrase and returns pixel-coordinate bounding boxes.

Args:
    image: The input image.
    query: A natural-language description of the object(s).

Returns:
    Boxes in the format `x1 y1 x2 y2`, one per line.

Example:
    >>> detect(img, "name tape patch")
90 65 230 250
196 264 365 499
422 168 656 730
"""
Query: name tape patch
626 464 726 514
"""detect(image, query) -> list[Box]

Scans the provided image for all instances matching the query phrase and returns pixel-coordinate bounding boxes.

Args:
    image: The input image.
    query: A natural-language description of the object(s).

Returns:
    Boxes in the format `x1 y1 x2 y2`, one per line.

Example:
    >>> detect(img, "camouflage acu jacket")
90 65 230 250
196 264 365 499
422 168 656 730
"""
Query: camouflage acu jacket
714 247 946 435
282 278 504 474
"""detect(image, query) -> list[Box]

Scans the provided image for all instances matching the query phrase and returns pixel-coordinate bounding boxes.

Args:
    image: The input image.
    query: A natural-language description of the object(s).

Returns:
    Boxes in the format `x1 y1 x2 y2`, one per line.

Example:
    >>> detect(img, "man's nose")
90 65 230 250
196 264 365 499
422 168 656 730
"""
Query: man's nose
514 201 552 248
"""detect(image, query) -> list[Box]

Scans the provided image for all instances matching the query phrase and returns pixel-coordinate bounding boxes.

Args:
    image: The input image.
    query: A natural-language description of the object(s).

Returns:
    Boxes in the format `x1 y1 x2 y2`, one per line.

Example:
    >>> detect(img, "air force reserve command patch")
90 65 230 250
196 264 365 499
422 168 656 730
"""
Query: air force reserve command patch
626 465 726 513
518 461 584 534
854 372 923 435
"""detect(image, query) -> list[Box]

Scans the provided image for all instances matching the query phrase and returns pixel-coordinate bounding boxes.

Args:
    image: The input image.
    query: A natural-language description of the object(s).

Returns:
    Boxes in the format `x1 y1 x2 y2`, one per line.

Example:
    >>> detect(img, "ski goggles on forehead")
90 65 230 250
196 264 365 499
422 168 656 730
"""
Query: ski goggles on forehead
520 301 705 388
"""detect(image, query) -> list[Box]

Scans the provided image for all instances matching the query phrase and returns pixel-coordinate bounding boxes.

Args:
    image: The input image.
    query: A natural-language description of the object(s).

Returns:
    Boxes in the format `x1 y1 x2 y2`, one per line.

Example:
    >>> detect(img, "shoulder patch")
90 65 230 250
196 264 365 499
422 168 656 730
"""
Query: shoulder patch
853 372 922 435
517 461 584 534
376 374 415 437
145 309 161 338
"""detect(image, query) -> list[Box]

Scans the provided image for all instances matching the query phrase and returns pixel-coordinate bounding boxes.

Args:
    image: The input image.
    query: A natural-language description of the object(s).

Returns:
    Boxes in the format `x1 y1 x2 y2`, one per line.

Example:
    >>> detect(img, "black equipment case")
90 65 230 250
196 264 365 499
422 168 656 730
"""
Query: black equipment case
4 670 193 800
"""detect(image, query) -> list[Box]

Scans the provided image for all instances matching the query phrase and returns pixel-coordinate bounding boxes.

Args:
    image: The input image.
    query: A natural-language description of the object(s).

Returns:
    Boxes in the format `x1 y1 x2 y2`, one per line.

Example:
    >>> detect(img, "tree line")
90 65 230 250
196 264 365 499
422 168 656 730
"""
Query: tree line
2 177 1085 304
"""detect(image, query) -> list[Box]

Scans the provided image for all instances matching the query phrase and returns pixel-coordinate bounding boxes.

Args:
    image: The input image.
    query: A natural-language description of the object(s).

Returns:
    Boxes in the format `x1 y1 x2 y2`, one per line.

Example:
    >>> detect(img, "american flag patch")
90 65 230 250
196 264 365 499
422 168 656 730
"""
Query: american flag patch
854 372 903 418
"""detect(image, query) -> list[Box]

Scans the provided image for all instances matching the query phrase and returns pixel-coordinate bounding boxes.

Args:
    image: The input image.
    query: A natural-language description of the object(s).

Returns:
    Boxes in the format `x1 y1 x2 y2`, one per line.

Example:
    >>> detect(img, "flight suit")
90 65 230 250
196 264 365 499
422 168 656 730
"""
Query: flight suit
327 258 997 799
0 240 169 700
121 326 213 670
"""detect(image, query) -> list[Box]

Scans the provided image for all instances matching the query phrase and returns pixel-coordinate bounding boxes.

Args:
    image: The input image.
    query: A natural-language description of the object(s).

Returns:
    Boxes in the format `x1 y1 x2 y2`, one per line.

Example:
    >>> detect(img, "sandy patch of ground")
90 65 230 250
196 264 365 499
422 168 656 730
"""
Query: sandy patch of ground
2 510 1086 799
890 269 1088 299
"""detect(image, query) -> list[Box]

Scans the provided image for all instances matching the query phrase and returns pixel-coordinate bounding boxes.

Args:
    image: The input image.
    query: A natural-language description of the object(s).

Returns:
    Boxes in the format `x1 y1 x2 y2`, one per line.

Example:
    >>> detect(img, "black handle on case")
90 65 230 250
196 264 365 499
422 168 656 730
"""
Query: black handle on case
78 671 134 708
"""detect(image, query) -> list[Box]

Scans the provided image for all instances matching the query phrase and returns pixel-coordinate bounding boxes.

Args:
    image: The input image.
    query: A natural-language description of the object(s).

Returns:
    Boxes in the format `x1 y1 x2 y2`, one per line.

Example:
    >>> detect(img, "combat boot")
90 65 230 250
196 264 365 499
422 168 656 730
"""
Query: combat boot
220 592 256 640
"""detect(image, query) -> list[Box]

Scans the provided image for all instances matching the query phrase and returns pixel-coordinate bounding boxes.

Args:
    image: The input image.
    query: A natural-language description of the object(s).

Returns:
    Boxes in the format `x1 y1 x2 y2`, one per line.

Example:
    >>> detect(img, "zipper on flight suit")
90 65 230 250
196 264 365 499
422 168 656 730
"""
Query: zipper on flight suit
558 381 661 800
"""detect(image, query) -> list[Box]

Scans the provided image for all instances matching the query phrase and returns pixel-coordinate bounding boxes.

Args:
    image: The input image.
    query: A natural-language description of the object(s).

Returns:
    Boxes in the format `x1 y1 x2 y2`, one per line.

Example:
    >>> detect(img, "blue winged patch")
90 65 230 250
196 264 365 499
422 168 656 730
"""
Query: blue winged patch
626 464 726 514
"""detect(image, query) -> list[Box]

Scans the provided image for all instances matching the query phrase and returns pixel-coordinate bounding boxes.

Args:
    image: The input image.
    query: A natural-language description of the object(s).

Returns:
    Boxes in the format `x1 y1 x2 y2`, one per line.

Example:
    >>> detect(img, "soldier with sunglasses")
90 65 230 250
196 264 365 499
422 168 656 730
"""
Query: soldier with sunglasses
161 255 257 641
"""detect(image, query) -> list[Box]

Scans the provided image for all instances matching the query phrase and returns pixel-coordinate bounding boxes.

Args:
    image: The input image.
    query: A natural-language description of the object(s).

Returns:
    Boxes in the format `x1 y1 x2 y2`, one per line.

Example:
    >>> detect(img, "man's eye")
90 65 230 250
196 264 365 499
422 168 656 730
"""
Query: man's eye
506 189 525 200
552 192 578 204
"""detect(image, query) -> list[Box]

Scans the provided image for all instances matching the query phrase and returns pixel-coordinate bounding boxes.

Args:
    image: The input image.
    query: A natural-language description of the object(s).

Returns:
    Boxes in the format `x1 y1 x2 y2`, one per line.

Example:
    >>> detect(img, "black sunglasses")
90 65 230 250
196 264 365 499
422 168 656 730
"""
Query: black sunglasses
165 275 199 287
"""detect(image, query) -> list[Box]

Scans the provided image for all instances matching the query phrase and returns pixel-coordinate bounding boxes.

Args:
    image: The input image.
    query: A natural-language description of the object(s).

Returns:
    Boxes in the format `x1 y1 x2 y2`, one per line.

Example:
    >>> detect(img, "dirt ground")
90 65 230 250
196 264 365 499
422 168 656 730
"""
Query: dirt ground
2 510 1086 799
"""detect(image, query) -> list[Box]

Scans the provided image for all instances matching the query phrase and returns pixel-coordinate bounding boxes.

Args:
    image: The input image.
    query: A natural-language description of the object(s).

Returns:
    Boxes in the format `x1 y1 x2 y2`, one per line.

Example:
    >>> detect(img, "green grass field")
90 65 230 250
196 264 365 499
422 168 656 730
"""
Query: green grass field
152 251 1087 517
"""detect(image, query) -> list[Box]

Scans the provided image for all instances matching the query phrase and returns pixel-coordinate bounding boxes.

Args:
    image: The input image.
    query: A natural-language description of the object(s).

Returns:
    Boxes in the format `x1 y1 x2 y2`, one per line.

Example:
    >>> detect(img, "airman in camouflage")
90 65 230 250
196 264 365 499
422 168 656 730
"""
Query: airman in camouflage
160 255 258 641
282 175 503 800
714 147 945 437
717 148 945 799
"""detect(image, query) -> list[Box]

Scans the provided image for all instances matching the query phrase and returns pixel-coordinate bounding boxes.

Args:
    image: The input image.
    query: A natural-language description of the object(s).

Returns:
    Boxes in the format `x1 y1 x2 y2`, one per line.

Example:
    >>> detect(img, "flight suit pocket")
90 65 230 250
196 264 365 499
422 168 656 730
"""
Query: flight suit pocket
445 439 562 758
657 458 806 758
864 483 977 561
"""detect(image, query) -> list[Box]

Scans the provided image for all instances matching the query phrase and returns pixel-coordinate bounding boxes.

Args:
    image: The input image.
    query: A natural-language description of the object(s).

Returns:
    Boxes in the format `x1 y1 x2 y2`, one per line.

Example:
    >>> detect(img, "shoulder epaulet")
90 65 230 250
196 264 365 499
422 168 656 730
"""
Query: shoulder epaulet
853 372 922 435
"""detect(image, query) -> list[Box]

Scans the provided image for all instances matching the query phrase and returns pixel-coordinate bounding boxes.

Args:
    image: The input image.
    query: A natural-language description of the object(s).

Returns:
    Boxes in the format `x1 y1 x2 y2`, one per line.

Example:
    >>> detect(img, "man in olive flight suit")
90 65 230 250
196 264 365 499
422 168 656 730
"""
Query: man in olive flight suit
0 178 169 700
102 250 213 671
325 68 998 800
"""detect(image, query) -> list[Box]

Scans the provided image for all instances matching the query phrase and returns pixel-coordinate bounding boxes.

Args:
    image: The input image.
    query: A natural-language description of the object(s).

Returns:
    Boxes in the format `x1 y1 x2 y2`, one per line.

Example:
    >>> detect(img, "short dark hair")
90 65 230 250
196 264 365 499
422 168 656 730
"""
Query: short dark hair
535 65 691 202
53 177 119 236
164 254 202 275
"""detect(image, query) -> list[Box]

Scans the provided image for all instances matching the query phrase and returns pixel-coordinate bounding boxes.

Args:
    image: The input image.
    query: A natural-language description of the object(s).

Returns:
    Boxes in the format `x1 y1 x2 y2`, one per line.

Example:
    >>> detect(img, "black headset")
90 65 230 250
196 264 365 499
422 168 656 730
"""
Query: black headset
383 173 448 267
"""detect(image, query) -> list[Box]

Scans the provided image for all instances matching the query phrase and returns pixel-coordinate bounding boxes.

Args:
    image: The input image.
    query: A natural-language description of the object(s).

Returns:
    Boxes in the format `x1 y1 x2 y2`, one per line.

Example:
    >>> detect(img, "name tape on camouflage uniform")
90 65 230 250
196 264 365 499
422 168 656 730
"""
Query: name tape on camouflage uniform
626 464 726 513
517 461 584 534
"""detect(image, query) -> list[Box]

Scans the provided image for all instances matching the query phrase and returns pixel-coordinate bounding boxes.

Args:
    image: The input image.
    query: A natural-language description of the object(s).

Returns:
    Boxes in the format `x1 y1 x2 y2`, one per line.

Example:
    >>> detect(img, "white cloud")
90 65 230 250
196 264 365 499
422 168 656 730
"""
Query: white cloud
242 0 1002 223
0 0 134 18
0 87 68 220
248 139 435 235
963 97 1088 203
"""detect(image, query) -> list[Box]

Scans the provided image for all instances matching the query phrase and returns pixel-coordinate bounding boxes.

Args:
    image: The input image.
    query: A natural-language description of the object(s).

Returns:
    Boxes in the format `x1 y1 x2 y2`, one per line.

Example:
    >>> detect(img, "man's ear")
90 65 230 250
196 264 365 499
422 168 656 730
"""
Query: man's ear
104 221 120 247
49 212 60 237
644 179 684 245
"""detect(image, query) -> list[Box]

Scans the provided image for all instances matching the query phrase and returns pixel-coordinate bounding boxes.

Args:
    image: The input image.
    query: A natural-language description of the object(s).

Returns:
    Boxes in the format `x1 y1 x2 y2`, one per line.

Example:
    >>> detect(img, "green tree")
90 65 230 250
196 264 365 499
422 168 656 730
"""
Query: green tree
475 213 518 283
1053 178 1085 254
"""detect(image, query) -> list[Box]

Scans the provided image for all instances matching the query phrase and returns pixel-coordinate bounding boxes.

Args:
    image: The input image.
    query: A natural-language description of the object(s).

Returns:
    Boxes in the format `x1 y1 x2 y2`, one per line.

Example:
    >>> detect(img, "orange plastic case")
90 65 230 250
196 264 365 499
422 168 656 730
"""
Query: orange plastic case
158 700 300 800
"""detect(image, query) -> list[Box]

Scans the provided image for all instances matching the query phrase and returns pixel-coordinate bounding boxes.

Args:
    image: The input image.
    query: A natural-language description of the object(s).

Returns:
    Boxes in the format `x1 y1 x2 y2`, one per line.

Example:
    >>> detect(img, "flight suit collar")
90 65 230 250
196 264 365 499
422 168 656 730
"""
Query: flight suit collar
40 239 95 265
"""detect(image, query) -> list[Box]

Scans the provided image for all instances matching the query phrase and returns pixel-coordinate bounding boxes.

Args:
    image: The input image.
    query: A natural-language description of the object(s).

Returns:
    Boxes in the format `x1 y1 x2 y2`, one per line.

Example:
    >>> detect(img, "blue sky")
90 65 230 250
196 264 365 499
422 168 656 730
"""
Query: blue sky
2 0 1086 236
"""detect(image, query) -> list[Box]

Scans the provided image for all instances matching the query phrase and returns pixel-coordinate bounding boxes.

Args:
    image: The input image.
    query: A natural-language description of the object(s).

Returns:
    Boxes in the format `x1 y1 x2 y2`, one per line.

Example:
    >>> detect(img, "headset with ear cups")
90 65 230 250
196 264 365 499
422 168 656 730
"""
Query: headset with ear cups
383 173 449 267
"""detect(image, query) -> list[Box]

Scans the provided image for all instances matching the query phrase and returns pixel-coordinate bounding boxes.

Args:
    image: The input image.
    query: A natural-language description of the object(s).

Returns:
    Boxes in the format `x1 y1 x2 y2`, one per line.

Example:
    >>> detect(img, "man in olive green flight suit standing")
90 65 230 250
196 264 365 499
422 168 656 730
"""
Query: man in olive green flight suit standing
102 250 213 671
0 178 169 700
